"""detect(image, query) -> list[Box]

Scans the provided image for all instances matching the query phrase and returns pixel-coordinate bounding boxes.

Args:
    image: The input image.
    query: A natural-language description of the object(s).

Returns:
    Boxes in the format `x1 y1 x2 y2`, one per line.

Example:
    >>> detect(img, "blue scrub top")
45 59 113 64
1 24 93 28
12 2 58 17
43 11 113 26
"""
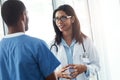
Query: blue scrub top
0 33 60 80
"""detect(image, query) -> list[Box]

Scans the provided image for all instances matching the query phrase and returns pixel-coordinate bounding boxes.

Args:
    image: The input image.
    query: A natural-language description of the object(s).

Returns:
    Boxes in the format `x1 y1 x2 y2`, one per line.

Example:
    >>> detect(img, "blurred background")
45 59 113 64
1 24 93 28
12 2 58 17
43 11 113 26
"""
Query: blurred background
0 0 120 80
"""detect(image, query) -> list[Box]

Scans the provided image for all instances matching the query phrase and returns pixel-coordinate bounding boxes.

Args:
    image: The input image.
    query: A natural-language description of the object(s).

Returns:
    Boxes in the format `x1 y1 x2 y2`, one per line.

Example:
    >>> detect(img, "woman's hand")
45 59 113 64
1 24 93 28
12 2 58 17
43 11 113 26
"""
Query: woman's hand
55 66 72 79
68 64 87 78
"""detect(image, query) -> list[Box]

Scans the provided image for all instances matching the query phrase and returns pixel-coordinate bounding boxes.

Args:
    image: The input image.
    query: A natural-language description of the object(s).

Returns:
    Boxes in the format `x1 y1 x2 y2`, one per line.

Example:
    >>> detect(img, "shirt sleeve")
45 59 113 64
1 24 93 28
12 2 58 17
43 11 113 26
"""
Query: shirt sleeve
36 40 60 78
84 38 100 78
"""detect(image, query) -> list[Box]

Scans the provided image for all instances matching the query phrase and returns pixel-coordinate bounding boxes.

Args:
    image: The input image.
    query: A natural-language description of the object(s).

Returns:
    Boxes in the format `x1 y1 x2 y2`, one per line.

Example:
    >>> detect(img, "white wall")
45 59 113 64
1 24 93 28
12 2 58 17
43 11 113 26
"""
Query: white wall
1 0 120 80
88 0 120 80
22 0 55 44
101 0 120 80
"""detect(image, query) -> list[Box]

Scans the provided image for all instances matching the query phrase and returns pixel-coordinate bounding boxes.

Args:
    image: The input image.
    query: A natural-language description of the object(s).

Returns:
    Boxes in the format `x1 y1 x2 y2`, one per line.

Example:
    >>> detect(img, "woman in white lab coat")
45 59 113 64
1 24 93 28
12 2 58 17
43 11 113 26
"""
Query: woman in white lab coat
50 4 100 80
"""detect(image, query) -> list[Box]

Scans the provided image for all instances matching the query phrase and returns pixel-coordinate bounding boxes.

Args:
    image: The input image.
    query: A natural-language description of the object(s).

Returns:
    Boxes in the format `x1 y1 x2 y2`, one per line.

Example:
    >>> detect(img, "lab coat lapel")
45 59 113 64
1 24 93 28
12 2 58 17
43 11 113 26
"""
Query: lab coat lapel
73 43 83 64
58 45 68 67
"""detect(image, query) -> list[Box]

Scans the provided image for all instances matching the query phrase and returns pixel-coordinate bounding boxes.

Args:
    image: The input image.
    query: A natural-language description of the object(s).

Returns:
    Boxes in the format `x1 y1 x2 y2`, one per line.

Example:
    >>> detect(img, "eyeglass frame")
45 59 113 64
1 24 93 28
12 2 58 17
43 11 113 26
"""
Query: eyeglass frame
53 16 72 22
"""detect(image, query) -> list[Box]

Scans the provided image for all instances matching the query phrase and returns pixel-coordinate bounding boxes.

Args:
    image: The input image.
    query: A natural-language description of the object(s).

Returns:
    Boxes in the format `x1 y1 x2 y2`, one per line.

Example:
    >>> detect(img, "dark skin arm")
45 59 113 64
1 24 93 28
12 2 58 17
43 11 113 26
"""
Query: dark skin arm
46 72 57 80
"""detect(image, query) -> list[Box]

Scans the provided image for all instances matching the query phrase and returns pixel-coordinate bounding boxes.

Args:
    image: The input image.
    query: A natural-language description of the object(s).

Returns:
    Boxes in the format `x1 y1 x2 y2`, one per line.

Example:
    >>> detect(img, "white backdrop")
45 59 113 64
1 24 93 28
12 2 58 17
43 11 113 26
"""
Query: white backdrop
0 0 120 80
88 0 120 80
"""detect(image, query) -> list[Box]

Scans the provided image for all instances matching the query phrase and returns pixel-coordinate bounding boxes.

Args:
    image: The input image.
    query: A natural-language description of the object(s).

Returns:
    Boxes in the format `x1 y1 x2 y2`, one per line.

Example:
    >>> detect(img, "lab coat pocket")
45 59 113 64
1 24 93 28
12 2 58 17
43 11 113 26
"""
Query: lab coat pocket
80 52 90 64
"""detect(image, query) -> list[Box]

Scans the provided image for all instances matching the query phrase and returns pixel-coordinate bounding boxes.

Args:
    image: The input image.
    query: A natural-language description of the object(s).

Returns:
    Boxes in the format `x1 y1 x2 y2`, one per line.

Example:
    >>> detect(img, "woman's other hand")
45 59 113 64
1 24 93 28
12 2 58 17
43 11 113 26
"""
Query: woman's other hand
67 64 87 78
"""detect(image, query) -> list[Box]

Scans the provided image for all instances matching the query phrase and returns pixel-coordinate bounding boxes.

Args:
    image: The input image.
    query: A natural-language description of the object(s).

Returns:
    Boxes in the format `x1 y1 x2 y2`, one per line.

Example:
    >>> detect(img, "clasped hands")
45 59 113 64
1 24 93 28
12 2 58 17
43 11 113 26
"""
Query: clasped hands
56 64 87 79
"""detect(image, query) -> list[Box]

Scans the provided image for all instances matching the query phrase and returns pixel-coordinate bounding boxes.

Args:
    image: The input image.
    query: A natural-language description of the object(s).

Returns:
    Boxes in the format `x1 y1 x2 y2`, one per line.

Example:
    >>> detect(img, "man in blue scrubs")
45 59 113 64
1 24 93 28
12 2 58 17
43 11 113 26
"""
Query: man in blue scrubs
0 0 60 80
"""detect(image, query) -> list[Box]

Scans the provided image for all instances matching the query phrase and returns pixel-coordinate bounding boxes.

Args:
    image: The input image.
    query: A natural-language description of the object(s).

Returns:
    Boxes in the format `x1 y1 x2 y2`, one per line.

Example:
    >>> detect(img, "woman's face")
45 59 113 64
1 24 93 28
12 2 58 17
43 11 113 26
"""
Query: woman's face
54 10 73 32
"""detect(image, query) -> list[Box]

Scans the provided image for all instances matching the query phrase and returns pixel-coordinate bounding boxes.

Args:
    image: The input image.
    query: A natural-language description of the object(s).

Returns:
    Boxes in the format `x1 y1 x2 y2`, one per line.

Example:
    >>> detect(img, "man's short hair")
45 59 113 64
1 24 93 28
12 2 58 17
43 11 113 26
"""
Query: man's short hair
1 0 26 26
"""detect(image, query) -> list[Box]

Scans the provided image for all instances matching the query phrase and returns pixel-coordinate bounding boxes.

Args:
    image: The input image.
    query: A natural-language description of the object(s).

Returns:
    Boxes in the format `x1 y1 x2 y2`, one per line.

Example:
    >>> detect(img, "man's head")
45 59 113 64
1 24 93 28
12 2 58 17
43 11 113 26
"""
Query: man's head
1 0 28 31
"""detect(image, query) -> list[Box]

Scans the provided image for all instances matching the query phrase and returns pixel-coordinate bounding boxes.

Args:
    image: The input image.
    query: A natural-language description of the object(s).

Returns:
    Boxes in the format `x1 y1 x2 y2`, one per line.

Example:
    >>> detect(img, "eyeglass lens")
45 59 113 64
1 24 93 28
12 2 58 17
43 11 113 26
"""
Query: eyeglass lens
54 16 71 22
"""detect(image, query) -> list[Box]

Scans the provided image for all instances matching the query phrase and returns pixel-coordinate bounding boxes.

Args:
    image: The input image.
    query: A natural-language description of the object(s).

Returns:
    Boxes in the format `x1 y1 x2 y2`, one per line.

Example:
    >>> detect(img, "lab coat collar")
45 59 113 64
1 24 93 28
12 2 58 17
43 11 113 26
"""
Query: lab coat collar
61 38 76 47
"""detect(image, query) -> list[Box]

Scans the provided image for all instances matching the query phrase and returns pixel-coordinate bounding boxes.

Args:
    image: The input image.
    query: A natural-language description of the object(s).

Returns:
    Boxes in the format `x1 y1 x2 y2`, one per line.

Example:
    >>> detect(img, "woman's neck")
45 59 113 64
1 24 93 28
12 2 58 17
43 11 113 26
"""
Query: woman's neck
63 31 73 46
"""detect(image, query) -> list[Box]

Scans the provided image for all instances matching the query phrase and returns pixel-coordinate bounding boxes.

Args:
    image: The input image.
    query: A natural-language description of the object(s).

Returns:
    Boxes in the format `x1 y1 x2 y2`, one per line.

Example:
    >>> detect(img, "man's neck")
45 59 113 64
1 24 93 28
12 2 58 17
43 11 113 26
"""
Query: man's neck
8 25 25 34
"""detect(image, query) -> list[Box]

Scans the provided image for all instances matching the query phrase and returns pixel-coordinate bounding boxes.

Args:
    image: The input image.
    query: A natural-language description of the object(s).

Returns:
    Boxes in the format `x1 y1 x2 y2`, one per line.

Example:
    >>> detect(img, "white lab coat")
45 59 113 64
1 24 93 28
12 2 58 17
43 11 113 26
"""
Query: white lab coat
49 37 100 80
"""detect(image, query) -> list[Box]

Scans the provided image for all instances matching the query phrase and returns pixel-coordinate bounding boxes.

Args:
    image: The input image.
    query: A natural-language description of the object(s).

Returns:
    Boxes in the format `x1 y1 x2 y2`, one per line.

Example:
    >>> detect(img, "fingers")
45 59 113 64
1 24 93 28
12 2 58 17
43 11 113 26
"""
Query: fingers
59 64 86 79
63 66 77 79
70 69 79 78
61 72 72 79
61 66 69 72
57 67 72 79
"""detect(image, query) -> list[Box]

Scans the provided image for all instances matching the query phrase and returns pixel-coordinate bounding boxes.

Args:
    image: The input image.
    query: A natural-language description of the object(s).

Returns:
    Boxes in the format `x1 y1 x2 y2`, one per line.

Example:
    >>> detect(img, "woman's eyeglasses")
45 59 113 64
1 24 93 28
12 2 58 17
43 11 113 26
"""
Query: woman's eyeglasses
53 16 71 22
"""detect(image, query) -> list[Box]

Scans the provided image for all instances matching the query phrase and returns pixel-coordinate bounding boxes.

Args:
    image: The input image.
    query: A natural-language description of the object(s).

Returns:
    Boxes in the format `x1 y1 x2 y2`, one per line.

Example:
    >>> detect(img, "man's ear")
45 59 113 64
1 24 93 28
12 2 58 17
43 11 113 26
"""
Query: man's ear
19 12 25 23
19 12 26 31
20 11 26 22
22 11 26 21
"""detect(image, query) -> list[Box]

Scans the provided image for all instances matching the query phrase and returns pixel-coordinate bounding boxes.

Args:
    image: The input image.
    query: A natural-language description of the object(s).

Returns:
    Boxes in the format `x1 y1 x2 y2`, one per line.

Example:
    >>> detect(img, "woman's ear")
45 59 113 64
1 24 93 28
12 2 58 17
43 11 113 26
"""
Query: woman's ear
71 16 75 23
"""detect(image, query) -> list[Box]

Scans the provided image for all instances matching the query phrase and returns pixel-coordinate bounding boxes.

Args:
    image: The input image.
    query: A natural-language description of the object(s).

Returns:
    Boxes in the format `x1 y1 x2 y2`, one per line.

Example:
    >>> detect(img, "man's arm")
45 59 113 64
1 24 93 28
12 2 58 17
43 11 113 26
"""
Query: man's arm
46 72 57 80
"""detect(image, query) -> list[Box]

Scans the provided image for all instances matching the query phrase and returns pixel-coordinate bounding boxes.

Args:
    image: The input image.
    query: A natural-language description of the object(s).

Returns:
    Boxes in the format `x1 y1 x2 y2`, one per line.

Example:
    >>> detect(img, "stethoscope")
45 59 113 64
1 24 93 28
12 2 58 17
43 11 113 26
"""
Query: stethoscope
50 42 87 58
50 42 58 52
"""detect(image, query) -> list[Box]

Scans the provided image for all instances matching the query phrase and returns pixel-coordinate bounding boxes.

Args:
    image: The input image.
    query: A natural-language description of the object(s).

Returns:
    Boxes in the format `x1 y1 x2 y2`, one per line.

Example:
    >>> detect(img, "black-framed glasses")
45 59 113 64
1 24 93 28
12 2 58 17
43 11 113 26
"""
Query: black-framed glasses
53 16 71 22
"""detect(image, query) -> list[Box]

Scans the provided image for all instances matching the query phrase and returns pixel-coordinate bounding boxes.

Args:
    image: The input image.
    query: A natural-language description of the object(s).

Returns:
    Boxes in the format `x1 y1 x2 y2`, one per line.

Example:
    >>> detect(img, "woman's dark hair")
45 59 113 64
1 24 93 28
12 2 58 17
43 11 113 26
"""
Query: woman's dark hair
1 0 26 26
53 4 87 45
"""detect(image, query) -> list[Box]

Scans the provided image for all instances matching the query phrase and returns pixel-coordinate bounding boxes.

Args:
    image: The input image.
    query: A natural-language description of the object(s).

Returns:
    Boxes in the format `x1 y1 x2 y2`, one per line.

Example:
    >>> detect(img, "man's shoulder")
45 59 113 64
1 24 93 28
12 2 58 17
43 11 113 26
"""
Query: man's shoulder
23 35 47 45
24 35 42 41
